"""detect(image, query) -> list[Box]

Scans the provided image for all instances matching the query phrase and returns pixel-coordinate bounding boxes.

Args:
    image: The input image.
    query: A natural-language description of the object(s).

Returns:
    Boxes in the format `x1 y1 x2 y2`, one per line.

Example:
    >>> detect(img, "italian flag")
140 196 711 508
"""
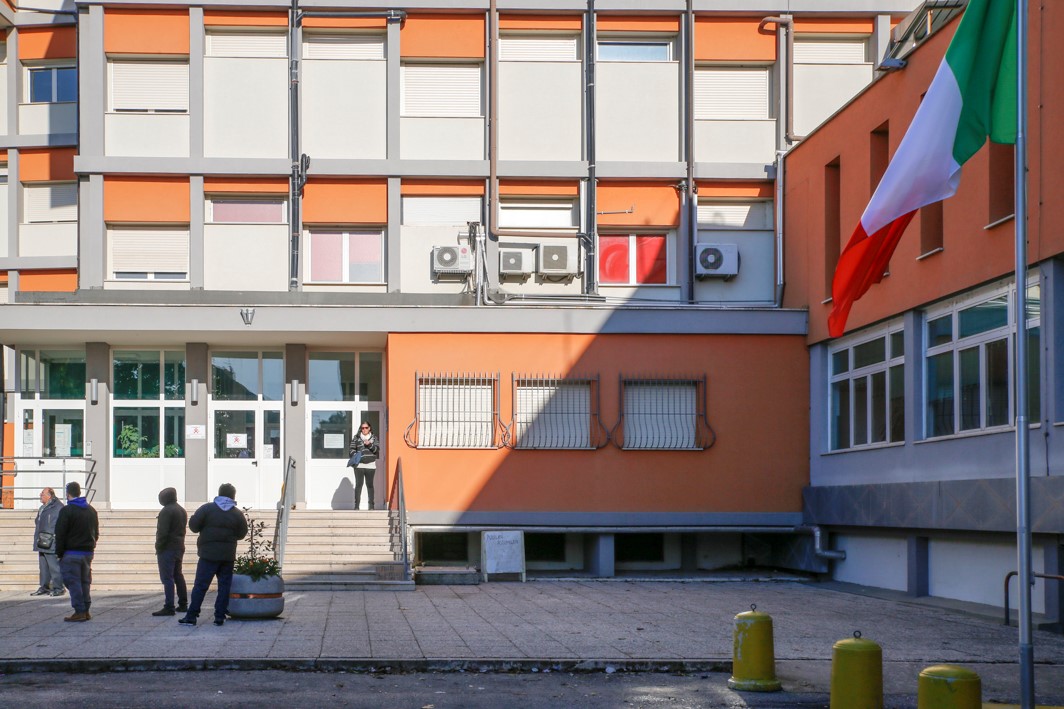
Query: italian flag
828 0 1017 338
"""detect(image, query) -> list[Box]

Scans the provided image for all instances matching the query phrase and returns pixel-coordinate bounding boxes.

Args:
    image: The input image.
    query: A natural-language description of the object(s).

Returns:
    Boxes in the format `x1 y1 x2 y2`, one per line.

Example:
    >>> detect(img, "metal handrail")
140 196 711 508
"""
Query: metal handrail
388 457 411 581
1 456 98 506
273 456 296 566
1003 571 1064 626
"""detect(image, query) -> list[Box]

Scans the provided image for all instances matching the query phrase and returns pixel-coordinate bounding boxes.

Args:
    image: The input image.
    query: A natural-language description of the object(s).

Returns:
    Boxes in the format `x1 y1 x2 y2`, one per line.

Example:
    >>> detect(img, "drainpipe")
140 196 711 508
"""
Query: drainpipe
793 525 846 561
684 0 696 303
584 0 598 295
485 0 500 304
760 15 794 307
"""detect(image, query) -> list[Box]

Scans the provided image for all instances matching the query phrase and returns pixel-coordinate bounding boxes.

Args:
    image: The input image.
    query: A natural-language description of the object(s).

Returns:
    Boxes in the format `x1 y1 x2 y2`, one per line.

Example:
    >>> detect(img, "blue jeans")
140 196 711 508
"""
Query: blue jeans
186 558 234 621
157 549 187 610
60 553 93 614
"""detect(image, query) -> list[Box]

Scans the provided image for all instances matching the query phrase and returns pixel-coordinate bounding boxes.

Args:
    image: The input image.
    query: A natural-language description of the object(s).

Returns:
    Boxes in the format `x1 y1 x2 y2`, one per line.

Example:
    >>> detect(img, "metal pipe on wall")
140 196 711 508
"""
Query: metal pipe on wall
684 0 696 304
584 0 598 295
486 0 500 305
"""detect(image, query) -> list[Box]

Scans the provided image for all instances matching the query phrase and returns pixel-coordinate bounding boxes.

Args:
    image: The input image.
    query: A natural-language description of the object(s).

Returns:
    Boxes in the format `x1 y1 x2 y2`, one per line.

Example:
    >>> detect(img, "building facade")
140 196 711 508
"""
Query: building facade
1 0 917 576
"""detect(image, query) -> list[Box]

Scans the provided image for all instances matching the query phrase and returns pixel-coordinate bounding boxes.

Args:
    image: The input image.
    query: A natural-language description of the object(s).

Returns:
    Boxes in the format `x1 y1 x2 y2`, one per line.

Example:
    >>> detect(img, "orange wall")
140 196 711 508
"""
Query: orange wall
19 270 77 293
18 27 76 60
104 10 190 55
386 332 808 514
19 148 76 182
104 177 190 223
303 180 387 223
597 182 680 228
2 422 12 509
500 15 581 31
401 179 484 196
204 177 289 194
597 16 680 33
203 11 287 27
695 18 776 62
401 14 485 59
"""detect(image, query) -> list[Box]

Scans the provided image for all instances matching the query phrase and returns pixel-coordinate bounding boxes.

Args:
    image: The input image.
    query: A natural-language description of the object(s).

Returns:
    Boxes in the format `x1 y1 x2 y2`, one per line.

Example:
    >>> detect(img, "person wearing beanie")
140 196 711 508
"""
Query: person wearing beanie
54 481 99 622
152 487 188 616
180 483 248 627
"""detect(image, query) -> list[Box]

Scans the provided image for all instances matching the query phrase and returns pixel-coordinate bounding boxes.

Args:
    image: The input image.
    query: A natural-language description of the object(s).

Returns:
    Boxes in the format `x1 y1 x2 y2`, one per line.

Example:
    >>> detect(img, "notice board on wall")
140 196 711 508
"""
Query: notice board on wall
480 530 526 582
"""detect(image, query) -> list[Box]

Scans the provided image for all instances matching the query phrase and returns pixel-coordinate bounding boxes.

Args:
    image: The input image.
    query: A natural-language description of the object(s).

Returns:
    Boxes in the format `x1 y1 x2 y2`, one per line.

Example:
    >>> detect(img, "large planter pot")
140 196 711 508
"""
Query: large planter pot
228 573 285 619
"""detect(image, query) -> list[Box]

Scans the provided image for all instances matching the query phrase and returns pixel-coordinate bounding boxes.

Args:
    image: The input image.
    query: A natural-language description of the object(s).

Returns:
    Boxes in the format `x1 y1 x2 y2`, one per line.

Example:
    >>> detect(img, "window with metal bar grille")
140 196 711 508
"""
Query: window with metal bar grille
615 377 711 450
411 373 498 449
512 376 604 449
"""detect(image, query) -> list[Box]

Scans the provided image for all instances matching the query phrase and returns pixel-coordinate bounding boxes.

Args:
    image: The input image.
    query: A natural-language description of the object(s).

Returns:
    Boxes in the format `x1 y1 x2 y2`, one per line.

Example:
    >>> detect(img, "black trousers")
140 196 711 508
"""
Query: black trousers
353 467 375 509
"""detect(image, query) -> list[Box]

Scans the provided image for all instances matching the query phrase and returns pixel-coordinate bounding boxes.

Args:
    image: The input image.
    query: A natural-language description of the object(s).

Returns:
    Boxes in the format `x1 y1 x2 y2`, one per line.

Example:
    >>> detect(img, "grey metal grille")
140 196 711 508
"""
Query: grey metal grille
405 372 500 449
612 375 716 450
507 374 608 449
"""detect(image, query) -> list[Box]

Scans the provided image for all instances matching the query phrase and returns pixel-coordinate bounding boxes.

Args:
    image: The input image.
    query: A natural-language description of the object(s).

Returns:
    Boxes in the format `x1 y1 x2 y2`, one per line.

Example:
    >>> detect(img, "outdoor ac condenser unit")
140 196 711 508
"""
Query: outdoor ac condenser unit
432 245 473 275
694 243 739 279
537 243 578 276
499 249 532 277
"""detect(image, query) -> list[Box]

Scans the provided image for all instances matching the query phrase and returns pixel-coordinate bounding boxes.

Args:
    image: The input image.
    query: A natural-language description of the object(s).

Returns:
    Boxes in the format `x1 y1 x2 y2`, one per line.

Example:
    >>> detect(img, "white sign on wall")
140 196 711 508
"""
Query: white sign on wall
324 433 345 449
226 433 248 449
186 424 206 440
481 530 526 582
54 424 72 457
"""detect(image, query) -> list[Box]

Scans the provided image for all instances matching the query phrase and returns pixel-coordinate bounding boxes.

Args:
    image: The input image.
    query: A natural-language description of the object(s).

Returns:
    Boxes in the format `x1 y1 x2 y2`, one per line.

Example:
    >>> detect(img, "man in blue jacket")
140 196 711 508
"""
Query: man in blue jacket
54 481 99 622
179 483 248 627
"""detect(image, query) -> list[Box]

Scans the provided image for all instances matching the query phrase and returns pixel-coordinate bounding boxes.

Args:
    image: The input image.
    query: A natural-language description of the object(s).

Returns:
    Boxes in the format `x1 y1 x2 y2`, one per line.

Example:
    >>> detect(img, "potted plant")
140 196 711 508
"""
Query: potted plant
229 508 284 619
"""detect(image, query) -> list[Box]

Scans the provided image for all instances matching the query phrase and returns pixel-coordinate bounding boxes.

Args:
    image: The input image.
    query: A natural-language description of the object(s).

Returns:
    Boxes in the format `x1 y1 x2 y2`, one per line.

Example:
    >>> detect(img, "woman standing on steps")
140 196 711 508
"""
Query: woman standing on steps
349 421 380 510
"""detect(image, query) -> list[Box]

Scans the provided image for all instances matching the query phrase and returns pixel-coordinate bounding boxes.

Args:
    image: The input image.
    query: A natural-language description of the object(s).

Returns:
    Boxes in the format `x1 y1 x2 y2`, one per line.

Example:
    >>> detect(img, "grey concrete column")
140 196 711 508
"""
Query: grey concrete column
387 176 401 292
7 149 17 259
189 176 204 289
84 342 110 508
79 6 105 157
77 174 105 288
386 19 400 161
6 28 17 137
871 15 892 69
284 343 307 507
1043 538 1064 632
585 533 615 577
189 8 204 159
184 343 209 506
904 309 923 442
907 535 929 597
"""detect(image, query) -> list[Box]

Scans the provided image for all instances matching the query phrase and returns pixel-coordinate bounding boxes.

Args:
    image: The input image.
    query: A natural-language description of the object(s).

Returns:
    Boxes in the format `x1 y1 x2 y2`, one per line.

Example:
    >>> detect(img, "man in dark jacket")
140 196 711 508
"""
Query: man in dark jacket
32 487 65 597
152 487 188 616
54 481 99 622
179 483 248 627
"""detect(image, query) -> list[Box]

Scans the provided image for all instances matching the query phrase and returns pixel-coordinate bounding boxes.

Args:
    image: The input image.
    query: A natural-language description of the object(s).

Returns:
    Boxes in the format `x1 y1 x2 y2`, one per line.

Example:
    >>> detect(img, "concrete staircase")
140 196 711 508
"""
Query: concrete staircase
280 509 413 591
0 508 411 592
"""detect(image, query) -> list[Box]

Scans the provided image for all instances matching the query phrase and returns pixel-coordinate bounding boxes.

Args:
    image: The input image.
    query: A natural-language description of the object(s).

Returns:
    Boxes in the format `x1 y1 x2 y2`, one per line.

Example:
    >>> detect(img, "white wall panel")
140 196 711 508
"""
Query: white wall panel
302 60 386 160
18 102 76 135
930 537 1045 613
204 58 288 158
832 534 908 591
18 223 78 257
596 63 679 162
0 69 8 134
399 117 484 160
0 184 8 255
499 62 582 161
203 224 289 291
694 120 776 165
693 228 774 304
399 225 475 294
105 114 190 157
793 63 872 137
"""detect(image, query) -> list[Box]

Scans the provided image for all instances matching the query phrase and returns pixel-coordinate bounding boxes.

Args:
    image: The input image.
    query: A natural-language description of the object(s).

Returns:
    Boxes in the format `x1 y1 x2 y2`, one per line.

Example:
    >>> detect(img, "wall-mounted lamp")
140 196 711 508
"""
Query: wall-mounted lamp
290 379 299 406
190 378 199 406
89 378 99 405
240 307 255 326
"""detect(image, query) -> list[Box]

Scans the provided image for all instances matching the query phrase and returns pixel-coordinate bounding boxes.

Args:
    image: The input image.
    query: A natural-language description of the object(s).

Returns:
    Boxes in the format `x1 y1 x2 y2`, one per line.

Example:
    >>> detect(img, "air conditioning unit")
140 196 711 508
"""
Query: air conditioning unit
499 248 532 278
432 245 473 275
695 243 740 279
538 243 578 277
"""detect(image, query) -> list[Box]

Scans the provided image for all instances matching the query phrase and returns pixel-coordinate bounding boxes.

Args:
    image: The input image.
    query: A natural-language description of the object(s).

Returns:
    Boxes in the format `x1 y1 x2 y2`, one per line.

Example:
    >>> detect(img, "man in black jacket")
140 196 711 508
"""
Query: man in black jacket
179 483 248 627
152 487 188 616
54 481 99 622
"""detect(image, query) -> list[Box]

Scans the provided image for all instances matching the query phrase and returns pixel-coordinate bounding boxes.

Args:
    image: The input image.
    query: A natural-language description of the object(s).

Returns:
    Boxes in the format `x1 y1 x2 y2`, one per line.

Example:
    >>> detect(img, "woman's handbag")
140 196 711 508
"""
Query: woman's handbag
37 531 55 550
346 450 363 468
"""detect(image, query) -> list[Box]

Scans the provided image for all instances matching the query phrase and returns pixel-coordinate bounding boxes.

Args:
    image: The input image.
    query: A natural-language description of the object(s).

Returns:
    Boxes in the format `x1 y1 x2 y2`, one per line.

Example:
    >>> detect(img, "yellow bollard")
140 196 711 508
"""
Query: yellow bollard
727 604 782 692
830 631 883 709
917 665 981 709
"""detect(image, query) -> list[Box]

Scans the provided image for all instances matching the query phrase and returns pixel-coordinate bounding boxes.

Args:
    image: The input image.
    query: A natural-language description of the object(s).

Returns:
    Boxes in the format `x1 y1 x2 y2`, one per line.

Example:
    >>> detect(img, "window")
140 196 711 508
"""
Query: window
112 350 186 459
693 67 770 120
109 62 189 113
408 373 499 449
401 64 482 117
20 349 86 400
307 230 384 284
206 198 286 224
510 375 606 449
24 183 77 223
615 377 712 450
596 39 673 62
498 200 577 230
303 34 385 60
599 234 669 285
108 227 189 281
401 196 482 225
829 323 905 451
206 32 288 58
924 281 1040 438
212 351 283 402
499 35 580 62
824 158 841 297
27 65 76 103
988 142 1015 224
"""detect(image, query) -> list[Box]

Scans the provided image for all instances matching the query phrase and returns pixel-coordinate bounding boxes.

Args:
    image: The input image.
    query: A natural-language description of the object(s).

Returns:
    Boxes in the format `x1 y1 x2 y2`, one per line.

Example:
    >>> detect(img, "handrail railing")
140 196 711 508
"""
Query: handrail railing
1003 570 1064 626
388 457 411 581
1 456 98 507
273 456 296 566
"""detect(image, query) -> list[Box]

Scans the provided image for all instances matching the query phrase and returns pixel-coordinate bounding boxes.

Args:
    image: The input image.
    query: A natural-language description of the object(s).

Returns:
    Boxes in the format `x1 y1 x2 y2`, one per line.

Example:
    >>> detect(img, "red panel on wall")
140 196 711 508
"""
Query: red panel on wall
636 235 667 284
599 236 629 284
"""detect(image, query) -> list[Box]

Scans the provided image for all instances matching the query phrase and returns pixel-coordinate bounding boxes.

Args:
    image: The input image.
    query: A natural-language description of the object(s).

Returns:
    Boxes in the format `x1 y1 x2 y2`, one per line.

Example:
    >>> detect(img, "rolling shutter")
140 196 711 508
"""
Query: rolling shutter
697 201 773 229
303 34 385 60
793 39 868 64
401 65 481 117
110 62 189 112
499 36 579 62
498 200 577 229
24 183 77 223
693 67 769 120
401 196 482 225
110 228 190 275
206 32 288 58
623 382 697 450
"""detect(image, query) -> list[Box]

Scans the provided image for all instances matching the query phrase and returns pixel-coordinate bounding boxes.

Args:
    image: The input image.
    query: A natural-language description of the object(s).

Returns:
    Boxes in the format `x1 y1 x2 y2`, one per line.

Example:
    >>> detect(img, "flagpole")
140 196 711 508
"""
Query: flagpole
1014 0 1033 706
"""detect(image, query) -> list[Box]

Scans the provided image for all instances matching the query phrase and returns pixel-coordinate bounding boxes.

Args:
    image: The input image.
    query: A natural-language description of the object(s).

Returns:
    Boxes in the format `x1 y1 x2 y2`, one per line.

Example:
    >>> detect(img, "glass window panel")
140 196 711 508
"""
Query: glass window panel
831 350 848 376
871 371 887 443
114 407 161 458
853 338 886 369
926 352 954 437
164 408 185 458
959 346 980 431
29 69 52 102
210 200 285 223
212 352 259 400
1026 283 1041 321
164 352 186 401
113 350 161 400
311 409 352 459
263 410 281 459
359 352 383 401
889 364 904 443
262 352 284 402
958 295 1008 338
310 232 343 282
213 409 256 458
1027 327 1040 421
853 377 868 446
597 41 670 61
40 350 85 400
599 235 630 284
889 331 904 359
348 232 383 283
831 382 850 450
928 316 952 347
985 338 1009 427
20 350 39 397
635 235 667 284
309 352 356 401
56 67 77 102
43 409 83 457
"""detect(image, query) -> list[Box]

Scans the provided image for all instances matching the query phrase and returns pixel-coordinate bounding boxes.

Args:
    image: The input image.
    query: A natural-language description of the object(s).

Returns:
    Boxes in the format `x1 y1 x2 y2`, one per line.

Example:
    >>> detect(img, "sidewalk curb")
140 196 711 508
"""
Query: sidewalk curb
0 657 732 675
